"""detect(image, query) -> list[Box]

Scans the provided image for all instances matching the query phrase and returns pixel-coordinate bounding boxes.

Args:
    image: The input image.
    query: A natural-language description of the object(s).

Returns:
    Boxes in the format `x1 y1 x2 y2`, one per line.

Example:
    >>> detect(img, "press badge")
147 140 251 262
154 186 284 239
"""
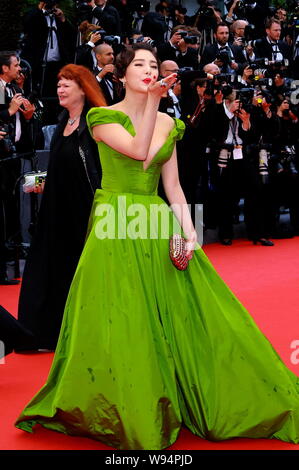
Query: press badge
233 145 243 160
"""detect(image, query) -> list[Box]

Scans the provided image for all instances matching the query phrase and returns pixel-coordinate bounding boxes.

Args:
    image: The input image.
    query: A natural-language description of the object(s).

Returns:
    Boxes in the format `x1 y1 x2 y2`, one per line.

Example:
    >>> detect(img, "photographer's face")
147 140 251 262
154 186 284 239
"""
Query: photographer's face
96 44 114 67
57 78 85 109
267 23 281 42
3 56 21 82
215 26 229 46
235 22 247 37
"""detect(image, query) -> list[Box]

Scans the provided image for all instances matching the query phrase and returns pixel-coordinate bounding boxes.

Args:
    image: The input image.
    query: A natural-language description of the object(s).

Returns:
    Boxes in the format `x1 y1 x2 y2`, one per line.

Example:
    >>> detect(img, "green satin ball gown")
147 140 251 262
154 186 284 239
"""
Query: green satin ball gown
15 108 299 449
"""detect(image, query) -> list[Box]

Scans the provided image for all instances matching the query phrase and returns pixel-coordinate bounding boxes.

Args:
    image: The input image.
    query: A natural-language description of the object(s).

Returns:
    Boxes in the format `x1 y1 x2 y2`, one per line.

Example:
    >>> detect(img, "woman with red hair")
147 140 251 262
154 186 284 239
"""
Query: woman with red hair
17 64 106 351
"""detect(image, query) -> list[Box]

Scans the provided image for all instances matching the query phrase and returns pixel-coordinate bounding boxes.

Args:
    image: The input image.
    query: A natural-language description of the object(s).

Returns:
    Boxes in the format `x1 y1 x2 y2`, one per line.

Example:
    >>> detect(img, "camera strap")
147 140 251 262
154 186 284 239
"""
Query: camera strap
229 117 243 160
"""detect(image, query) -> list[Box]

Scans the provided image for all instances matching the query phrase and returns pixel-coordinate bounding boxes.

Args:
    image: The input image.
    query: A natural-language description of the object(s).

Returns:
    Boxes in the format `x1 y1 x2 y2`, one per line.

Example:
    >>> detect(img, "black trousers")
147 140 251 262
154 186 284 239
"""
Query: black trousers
217 158 273 241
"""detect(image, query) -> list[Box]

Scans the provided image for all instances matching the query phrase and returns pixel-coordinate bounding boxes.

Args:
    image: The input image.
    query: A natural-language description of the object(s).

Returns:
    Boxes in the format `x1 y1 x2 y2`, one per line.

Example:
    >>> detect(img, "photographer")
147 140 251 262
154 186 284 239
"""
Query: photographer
225 1 270 39
159 60 181 119
21 1 76 124
140 2 169 45
87 0 121 36
0 128 20 285
230 20 256 62
94 43 122 104
75 21 103 71
0 52 37 279
269 97 299 236
156 26 200 69
254 18 292 74
211 88 274 245
179 74 218 225
200 22 247 73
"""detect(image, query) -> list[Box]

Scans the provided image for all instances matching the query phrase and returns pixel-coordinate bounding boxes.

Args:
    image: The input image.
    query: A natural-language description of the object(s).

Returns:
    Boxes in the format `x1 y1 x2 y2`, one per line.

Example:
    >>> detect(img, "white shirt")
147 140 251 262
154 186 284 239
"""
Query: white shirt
168 89 181 119
0 78 21 142
42 10 61 62
224 101 242 146
95 66 114 99
267 37 283 62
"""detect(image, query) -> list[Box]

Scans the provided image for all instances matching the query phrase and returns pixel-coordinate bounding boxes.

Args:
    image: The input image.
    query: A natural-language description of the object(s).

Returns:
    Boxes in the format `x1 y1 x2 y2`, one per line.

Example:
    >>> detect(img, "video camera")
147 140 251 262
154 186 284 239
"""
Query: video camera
178 31 200 45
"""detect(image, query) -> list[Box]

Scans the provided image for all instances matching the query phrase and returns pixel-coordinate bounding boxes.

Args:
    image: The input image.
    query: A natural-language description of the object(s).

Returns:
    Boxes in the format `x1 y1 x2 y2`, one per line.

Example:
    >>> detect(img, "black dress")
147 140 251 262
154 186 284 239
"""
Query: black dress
18 110 101 349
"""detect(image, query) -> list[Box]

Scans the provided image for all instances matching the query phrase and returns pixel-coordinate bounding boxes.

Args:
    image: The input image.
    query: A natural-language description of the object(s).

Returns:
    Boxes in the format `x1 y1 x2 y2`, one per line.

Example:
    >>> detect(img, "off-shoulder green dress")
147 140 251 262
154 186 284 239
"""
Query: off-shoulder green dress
15 108 299 449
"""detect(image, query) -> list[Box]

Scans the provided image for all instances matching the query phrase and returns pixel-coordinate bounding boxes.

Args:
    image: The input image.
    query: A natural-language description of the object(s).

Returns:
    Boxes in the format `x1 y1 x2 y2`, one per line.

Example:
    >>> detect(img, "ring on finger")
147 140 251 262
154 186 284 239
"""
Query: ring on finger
160 79 167 88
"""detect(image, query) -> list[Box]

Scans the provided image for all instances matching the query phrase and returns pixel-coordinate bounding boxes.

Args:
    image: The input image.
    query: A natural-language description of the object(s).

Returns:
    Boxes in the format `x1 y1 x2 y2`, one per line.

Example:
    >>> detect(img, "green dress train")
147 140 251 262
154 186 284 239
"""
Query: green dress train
15 108 299 449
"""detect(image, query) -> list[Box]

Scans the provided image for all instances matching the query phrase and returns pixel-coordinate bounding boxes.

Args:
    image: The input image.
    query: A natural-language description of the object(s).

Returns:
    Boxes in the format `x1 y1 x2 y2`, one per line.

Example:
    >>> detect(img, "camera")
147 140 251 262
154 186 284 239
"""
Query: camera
235 87 255 112
93 29 121 46
249 58 269 70
270 148 298 175
0 122 16 157
196 0 215 17
216 50 231 66
176 67 195 81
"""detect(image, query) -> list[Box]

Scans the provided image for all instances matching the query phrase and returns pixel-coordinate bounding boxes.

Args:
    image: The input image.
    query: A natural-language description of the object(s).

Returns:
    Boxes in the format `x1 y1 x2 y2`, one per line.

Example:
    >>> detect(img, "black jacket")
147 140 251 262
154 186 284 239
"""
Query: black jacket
254 37 292 63
88 5 121 36
200 43 247 71
93 66 122 106
21 8 76 70
0 81 33 153
157 42 200 70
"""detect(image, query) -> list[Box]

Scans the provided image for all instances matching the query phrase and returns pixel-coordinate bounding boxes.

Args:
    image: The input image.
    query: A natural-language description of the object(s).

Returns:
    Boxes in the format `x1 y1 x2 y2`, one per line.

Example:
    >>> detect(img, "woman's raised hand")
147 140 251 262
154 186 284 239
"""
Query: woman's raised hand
148 73 177 98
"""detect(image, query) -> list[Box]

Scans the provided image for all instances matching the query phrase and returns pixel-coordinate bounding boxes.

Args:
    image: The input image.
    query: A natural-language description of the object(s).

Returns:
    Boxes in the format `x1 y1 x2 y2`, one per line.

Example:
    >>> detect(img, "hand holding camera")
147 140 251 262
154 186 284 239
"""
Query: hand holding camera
8 93 24 116
97 64 115 79
90 31 102 45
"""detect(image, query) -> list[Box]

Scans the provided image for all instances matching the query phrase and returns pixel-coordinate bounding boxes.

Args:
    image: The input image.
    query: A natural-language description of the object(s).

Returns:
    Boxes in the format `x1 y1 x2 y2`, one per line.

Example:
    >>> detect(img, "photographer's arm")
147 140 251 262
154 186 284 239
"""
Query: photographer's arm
225 0 239 24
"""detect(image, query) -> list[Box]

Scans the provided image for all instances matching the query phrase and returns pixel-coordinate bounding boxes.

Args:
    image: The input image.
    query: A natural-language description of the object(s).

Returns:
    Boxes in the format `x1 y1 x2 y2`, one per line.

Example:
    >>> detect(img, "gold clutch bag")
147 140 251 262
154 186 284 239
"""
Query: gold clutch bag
169 234 189 271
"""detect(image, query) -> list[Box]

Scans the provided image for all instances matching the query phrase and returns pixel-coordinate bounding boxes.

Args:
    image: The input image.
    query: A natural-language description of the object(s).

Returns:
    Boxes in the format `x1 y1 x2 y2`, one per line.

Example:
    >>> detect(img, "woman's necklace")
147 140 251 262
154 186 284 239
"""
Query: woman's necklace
68 116 79 126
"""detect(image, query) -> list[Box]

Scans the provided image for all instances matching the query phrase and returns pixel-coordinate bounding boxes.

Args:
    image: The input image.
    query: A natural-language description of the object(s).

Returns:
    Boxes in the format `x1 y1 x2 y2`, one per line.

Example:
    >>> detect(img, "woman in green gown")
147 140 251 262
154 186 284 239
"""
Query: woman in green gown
15 44 299 450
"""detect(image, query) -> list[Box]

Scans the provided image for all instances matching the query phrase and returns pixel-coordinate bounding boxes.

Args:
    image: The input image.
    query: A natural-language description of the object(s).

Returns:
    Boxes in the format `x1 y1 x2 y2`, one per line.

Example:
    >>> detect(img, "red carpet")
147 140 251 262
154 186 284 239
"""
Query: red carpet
1 238 299 450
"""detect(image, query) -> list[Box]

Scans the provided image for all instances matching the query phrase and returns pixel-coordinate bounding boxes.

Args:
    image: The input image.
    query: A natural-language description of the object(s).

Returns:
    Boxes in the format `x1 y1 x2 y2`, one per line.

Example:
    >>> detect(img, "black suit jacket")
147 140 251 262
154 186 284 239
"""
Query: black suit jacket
254 37 292 63
200 43 247 71
141 12 168 45
21 8 76 71
89 5 121 36
0 82 33 153
157 42 199 70
93 67 121 106
75 44 96 71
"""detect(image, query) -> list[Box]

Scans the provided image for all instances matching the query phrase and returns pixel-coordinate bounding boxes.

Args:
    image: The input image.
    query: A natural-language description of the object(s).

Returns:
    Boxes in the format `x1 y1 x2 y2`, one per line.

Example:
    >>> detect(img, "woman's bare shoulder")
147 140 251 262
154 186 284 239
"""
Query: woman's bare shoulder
157 111 175 132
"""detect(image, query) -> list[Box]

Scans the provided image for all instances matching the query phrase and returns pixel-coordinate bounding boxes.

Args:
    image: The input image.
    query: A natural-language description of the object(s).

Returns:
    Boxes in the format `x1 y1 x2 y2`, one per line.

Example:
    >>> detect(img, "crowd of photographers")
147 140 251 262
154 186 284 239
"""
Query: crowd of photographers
1 0 299 282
